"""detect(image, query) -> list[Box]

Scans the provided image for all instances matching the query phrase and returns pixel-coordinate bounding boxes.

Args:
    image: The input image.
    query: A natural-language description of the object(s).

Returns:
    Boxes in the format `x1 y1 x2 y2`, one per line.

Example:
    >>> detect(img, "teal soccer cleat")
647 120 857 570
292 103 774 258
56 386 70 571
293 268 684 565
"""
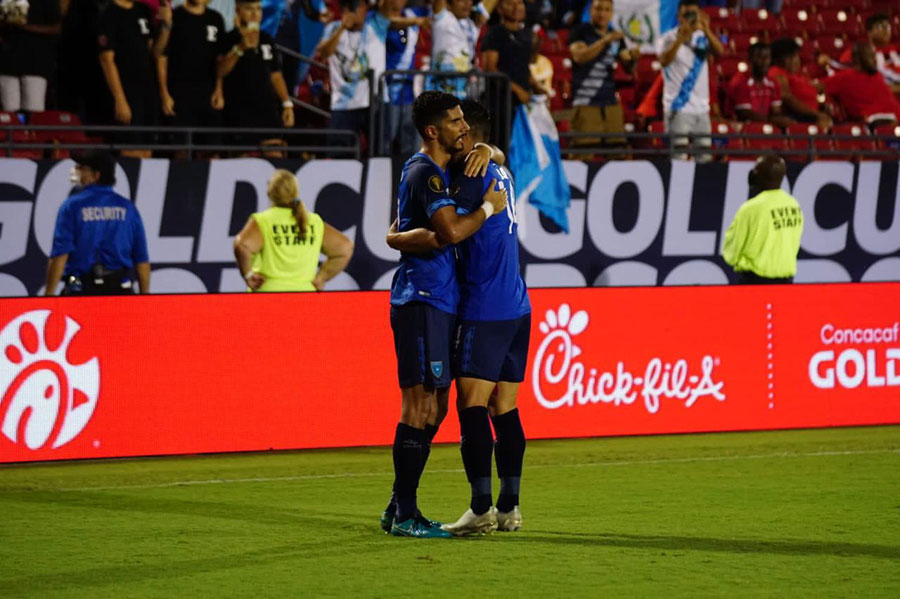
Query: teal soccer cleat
390 514 452 538
380 509 394 533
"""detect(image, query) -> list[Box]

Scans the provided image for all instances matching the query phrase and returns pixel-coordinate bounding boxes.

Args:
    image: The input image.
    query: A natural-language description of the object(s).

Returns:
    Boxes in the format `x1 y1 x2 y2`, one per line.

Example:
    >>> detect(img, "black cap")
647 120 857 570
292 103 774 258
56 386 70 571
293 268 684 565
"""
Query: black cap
73 150 116 185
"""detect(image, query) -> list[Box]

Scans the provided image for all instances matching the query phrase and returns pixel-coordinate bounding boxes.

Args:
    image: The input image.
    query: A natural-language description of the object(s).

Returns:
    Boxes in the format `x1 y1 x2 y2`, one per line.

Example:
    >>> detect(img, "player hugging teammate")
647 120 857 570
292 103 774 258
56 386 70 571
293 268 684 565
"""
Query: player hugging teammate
383 91 531 538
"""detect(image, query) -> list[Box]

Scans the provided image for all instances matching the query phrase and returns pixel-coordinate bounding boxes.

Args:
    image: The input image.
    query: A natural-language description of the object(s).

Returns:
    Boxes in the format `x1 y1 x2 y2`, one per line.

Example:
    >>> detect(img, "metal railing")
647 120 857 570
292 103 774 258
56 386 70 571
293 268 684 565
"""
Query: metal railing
372 69 511 157
2 125 361 159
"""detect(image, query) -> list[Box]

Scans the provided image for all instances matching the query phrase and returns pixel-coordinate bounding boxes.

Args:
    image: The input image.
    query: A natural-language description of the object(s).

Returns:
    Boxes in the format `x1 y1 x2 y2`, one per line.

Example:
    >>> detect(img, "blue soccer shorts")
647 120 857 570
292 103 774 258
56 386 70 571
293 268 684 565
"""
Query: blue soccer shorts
390 302 455 389
453 313 532 383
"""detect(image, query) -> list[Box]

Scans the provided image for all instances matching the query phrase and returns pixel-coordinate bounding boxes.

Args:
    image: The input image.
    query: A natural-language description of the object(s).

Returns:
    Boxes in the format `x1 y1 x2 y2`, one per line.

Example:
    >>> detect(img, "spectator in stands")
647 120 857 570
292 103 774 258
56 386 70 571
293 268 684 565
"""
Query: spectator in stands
839 14 900 92
431 0 497 95
155 0 226 153
656 0 723 161
568 0 636 151
218 0 294 156
46 150 150 296
59 0 109 124
739 0 781 15
99 0 165 158
384 0 430 158
0 0 60 113
317 0 389 147
233 169 354 292
729 42 793 129
769 38 832 131
824 42 900 129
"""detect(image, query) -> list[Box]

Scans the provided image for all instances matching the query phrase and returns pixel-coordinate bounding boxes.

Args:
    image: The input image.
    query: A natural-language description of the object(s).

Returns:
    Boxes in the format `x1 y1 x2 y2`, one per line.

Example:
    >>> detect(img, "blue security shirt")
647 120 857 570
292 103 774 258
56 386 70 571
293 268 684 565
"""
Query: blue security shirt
450 161 531 321
390 153 459 314
50 184 149 277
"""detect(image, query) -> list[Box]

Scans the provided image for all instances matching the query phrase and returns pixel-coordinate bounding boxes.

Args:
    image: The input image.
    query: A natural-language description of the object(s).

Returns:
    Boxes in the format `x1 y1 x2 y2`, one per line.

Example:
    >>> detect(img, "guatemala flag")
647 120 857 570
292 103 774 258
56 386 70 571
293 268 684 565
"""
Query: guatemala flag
582 0 677 53
508 102 571 233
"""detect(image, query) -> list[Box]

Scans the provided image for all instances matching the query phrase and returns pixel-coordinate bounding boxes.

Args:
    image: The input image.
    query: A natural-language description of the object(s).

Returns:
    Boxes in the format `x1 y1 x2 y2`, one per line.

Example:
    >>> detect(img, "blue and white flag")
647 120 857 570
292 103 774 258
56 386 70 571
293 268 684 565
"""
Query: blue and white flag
582 0 677 53
508 102 571 233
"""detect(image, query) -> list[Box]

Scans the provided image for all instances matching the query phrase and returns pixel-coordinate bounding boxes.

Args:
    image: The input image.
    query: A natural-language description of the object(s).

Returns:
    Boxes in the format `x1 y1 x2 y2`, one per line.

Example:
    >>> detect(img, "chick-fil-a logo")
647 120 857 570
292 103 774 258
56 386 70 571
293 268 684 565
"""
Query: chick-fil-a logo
0 310 100 450
531 304 726 413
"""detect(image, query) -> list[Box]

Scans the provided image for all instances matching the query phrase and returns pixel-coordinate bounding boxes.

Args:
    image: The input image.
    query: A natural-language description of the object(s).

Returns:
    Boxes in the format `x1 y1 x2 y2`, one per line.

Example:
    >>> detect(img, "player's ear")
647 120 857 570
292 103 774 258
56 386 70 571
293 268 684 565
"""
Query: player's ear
423 124 438 141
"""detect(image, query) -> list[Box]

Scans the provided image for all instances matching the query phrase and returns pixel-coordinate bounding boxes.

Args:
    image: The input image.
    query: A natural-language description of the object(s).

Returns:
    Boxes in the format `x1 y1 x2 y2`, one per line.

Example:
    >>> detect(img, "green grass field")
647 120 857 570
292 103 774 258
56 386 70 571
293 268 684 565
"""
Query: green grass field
1 426 899 598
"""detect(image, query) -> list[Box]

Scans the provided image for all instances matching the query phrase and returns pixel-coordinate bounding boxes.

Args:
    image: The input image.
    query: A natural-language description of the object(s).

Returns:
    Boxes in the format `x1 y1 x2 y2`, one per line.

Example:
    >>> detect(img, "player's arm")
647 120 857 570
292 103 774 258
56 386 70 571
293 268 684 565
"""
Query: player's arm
153 0 173 58
472 0 498 27
386 218 443 253
430 180 507 245
313 223 354 290
463 142 505 177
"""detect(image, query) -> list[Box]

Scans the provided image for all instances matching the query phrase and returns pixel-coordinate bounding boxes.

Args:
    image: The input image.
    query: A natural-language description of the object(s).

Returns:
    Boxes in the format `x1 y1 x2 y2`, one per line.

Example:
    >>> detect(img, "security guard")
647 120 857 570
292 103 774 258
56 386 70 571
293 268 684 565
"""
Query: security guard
45 150 151 295
722 153 803 284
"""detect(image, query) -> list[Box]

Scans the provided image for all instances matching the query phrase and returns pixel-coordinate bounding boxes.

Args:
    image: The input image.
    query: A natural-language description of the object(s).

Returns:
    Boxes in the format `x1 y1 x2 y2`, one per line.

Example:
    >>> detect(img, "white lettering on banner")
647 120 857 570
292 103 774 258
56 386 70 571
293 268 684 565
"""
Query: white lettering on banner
820 322 900 345
587 161 664 258
0 159 37 266
593 261 658 286
862 257 900 281
531 304 726 413
296 159 362 248
792 161 853 256
854 162 900 255
134 159 194 263
718 160 753 246
518 160 587 259
809 348 900 389
0 310 100 449
662 259 729 285
358 158 394 262
794 259 852 283
197 159 274 262
663 161 717 256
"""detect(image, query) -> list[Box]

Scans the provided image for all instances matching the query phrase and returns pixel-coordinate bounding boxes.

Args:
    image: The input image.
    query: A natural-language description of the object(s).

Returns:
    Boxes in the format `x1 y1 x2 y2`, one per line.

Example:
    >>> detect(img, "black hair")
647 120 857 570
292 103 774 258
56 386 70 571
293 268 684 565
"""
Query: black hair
459 99 491 143
748 42 770 57
338 0 361 11
679 0 700 8
770 37 799 65
865 13 890 31
412 91 461 138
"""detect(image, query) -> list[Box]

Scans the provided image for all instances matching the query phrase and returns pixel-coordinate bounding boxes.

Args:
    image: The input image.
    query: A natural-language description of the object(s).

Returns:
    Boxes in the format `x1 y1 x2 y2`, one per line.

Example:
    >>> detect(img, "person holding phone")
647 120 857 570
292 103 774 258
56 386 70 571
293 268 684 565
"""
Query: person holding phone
656 0 723 162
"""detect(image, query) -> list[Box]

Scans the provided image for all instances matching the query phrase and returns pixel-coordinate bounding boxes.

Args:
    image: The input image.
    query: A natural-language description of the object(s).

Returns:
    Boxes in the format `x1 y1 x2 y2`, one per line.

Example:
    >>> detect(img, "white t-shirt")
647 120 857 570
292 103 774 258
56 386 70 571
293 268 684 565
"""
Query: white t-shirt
431 7 479 72
324 11 389 110
656 28 710 115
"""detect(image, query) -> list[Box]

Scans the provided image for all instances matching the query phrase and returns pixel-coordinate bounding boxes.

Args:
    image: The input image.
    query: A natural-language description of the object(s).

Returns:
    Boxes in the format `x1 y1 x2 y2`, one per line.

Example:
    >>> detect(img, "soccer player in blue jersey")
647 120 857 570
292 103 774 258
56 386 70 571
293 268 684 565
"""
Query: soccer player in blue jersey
385 91 508 538
388 99 531 536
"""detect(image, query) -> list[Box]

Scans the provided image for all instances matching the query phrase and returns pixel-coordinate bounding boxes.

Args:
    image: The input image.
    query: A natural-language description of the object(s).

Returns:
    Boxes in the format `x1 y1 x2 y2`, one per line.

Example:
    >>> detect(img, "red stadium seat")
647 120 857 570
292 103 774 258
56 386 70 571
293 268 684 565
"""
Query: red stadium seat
710 119 743 159
832 122 877 160
741 122 789 152
617 86 636 110
739 8 777 33
844 0 873 13
814 35 848 58
0 111 42 158
729 32 761 56
647 120 667 148
635 55 661 83
549 55 572 82
780 8 818 38
873 124 900 157
716 57 748 82
818 9 860 36
29 111 90 144
786 122 834 160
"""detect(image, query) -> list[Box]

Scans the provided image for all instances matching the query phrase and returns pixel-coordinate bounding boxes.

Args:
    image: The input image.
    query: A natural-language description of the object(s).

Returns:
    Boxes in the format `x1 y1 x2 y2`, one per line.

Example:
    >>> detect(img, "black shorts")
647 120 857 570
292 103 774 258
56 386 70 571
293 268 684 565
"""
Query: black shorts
390 302 455 389
453 313 532 383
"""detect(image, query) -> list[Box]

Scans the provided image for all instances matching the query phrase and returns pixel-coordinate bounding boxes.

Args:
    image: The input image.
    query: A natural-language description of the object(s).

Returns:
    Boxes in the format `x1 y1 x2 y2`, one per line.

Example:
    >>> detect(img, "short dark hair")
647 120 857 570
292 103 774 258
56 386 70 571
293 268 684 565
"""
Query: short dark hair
459 99 491 143
338 0 361 11
770 37 799 65
74 150 116 185
748 42 770 57
679 0 700 9
412 91 461 138
865 13 890 31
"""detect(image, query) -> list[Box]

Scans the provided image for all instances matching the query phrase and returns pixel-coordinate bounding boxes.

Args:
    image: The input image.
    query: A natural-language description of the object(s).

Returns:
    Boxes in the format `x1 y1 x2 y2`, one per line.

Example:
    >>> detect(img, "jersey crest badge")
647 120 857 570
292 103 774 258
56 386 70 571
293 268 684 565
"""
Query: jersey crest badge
430 361 444 378
427 175 445 194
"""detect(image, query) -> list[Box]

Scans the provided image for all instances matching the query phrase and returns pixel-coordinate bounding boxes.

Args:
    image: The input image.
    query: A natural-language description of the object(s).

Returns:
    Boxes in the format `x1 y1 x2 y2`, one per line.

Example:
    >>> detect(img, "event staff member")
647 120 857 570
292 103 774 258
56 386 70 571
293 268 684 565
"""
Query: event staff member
722 154 803 284
232 170 354 292
46 151 150 296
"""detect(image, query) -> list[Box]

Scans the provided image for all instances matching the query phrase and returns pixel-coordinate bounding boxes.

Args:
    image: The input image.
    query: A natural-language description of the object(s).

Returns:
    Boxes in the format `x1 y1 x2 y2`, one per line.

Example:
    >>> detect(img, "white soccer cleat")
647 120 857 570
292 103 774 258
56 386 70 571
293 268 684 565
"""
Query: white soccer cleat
496 506 522 532
440 506 498 536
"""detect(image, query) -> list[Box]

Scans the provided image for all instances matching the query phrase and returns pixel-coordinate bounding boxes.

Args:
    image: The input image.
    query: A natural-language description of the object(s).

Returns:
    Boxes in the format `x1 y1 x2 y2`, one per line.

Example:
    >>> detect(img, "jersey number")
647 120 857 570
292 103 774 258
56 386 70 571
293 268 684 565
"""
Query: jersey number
496 166 517 233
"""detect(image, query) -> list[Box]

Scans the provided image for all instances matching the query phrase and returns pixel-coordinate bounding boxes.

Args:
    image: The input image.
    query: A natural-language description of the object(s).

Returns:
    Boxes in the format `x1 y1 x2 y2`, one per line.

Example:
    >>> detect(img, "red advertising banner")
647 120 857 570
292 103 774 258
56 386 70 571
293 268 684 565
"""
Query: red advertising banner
1 284 898 463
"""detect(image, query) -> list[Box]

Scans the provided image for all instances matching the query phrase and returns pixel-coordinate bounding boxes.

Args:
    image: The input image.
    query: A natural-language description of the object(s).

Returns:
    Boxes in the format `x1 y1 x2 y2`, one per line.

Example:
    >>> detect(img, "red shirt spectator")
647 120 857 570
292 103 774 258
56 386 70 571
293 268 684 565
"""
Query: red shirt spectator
768 65 818 112
730 72 781 118
824 45 900 126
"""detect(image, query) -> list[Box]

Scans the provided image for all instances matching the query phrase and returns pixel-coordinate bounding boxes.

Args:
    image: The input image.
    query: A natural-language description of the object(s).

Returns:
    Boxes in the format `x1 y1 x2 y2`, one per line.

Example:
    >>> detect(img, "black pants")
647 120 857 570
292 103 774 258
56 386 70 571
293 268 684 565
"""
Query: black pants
738 272 793 285
62 271 134 296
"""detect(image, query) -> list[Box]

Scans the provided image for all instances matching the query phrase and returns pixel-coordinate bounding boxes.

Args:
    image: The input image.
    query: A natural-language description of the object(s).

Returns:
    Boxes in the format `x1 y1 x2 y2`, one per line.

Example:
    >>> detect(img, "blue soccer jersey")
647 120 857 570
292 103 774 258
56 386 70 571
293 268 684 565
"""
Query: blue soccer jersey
451 161 531 321
50 185 149 277
390 153 459 314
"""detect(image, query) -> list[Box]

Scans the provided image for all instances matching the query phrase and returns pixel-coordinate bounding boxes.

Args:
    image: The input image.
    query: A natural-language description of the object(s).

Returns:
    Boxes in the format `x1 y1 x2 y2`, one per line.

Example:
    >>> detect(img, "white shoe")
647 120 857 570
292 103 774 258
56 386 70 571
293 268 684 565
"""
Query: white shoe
440 506 498 536
496 506 522 531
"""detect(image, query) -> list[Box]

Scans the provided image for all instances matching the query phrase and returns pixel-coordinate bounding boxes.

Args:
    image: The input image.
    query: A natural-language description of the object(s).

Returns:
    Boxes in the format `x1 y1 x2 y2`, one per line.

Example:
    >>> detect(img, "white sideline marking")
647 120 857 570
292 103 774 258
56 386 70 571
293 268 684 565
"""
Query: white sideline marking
57 448 899 492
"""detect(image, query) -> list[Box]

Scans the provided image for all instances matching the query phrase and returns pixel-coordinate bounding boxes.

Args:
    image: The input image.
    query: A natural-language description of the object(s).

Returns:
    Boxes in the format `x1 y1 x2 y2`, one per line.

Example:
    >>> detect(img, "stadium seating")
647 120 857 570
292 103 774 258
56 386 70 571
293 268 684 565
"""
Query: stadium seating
742 122 790 152
0 112 42 159
832 123 878 161
710 119 743 158
785 122 833 160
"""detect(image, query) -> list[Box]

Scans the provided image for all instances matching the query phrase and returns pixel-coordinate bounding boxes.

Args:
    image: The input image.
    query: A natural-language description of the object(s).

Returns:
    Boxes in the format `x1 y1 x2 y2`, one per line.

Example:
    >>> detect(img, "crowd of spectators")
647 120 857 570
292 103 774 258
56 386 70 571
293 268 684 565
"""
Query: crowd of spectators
0 0 899 159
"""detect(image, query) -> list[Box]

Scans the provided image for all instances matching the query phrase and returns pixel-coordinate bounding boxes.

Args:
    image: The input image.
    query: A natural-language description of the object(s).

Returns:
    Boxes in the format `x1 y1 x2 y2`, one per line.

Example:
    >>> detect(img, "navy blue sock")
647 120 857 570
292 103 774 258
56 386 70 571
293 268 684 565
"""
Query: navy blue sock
459 406 493 515
392 422 425 522
492 408 526 513
422 424 440 472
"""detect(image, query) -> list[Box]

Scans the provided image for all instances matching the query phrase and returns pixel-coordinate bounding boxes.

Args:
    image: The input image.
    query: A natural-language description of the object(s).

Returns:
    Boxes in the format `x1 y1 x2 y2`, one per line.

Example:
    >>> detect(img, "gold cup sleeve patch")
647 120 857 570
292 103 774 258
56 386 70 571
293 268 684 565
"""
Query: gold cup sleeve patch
428 174 445 194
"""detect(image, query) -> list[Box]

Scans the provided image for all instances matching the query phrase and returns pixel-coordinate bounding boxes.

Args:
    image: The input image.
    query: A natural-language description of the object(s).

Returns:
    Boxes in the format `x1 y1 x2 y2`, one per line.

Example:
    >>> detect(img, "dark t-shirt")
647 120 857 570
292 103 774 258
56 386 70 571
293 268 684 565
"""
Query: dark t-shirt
98 1 155 97
220 30 282 122
569 23 622 107
0 0 62 78
481 24 532 99
164 6 226 90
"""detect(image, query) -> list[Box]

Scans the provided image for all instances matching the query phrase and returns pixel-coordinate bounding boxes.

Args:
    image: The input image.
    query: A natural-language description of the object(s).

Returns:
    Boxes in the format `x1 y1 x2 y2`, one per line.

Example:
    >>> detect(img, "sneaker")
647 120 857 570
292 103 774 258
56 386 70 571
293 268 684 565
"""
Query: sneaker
496 506 522 532
440 507 498 536
380 508 394 533
391 516 453 538
415 511 442 530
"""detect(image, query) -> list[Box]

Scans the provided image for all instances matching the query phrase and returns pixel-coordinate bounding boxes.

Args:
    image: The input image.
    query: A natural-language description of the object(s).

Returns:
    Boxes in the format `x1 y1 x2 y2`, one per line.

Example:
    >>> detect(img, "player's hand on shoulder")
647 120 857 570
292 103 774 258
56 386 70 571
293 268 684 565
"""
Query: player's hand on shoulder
483 179 508 216
464 144 493 178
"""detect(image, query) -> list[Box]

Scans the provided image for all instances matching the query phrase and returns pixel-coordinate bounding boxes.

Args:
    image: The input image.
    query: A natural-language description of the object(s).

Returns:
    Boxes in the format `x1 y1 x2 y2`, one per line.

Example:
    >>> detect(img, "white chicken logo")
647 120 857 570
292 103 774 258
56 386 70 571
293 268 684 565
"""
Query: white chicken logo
0 310 100 450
